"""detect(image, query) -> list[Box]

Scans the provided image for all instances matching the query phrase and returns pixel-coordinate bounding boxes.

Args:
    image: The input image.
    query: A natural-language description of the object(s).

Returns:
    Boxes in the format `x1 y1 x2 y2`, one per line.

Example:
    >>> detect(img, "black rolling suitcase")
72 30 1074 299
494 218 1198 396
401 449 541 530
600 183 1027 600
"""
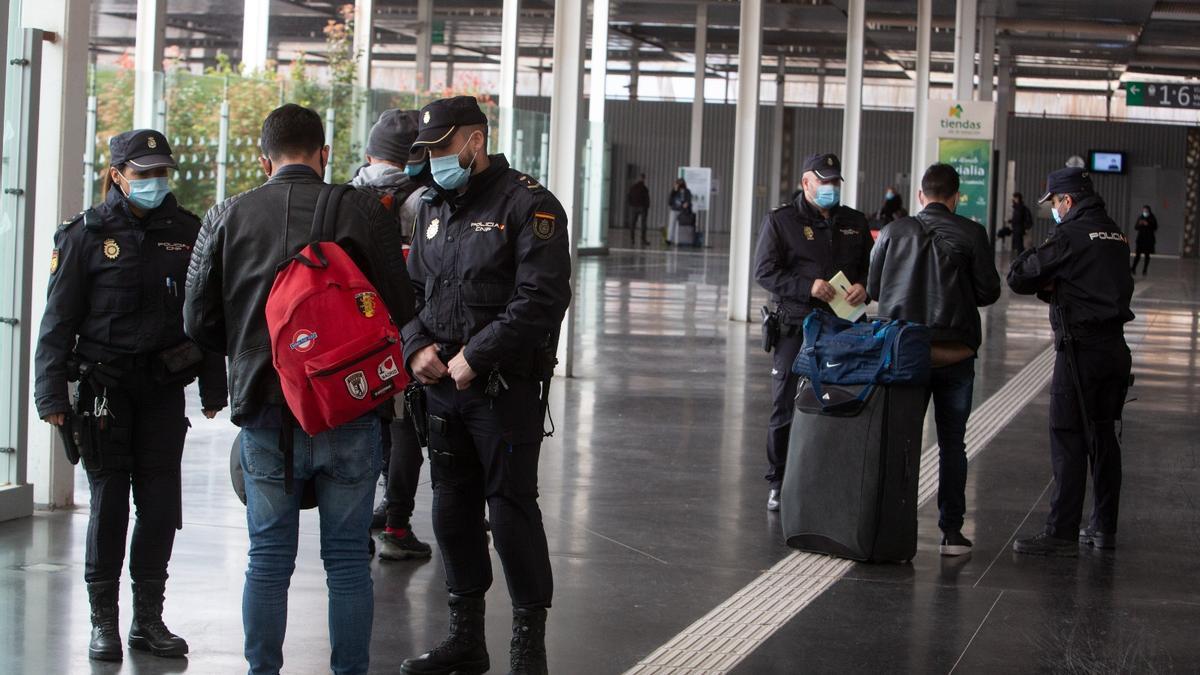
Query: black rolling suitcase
780 379 926 563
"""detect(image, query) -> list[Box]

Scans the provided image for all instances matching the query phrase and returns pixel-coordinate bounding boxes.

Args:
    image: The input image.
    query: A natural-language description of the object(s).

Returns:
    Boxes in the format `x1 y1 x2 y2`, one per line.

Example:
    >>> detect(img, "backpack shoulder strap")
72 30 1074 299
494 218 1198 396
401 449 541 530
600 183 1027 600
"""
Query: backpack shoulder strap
309 184 353 243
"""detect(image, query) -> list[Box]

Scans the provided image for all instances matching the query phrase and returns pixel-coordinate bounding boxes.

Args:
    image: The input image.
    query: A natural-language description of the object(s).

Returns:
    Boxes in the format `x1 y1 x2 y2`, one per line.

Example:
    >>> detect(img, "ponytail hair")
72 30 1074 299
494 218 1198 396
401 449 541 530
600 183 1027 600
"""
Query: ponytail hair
100 163 126 201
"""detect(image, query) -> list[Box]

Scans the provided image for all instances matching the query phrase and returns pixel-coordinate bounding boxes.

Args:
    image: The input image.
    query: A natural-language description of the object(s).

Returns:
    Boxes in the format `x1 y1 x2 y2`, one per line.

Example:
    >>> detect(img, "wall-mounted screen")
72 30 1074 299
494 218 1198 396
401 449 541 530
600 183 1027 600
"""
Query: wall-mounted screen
1089 150 1125 174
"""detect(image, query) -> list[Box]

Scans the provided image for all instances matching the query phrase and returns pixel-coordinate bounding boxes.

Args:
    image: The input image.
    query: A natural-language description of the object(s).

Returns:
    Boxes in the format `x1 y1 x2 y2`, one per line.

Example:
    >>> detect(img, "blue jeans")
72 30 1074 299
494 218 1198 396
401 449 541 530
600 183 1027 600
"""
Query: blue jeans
925 358 976 534
240 414 381 675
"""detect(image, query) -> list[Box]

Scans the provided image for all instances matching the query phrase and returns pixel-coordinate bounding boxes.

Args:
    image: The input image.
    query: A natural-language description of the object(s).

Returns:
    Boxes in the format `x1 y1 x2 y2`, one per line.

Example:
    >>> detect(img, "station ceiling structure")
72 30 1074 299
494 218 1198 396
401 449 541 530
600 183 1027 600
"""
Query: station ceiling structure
88 0 1200 92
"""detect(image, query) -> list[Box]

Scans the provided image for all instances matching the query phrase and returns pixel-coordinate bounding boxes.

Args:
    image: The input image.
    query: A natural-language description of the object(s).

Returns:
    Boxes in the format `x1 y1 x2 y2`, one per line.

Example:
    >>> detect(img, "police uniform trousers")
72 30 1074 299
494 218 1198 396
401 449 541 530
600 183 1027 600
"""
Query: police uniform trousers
425 374 553 610
384 414 425 529
80 375 188 584
1046 334 1131 539
766 329 805 489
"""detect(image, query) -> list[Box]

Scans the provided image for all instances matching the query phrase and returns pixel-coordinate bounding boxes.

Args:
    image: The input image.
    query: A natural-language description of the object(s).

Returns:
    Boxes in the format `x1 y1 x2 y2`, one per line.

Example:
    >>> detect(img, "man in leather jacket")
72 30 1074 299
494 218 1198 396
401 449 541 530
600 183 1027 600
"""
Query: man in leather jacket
753 153 872 513
868 163 1001 557
184 103 415 675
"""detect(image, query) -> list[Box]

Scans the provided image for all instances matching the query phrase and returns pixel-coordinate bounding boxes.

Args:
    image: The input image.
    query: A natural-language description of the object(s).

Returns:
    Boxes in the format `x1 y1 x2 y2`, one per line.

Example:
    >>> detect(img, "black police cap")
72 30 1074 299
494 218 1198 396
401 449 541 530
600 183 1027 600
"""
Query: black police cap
802 153 842 181
1038 167 1094 204
110 129 176 170
365 109 419 164
412 96 488 149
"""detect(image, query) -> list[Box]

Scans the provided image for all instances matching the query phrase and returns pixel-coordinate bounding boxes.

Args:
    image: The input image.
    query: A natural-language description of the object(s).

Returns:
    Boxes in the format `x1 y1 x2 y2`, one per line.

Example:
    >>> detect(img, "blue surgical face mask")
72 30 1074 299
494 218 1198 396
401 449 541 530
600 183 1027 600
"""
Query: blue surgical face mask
885 190 895 199
430 133 481 191
1141 210 1149 218
122 176 170 210
405 161 427 178
813 184 840 210
1051 203 1064 225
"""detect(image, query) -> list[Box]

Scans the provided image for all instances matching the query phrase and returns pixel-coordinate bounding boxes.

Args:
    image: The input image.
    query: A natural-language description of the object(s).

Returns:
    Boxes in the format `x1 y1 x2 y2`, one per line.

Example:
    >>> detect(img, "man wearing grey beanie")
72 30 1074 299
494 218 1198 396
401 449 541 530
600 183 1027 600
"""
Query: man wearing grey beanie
349 108 434 563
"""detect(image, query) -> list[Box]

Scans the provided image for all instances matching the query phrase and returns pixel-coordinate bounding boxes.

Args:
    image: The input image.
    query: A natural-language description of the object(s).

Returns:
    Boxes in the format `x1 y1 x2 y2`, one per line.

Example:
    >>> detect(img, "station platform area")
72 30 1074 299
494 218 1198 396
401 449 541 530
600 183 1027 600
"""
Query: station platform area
2 249 1198 674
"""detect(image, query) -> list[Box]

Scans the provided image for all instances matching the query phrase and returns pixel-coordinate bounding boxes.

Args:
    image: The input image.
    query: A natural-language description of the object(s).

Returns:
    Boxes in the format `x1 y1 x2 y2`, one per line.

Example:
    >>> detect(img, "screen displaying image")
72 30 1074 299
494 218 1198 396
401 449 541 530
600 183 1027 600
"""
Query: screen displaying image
1090 151 1125 174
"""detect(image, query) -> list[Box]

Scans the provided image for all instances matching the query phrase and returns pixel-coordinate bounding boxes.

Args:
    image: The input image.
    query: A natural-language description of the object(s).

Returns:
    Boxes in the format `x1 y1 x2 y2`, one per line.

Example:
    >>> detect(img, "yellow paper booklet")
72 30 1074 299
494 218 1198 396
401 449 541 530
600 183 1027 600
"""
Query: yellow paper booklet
828 271 867 322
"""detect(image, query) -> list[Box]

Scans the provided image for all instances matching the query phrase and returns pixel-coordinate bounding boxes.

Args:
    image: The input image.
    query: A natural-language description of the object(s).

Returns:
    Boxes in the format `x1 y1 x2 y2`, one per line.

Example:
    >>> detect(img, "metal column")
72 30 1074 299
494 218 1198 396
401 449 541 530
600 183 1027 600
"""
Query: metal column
688 2 707 168
840 0 865 209
498 0 520 156
767 55 785 210
324 108 336 183
726 0 762 323
133 0 166 130
548 0 585 376
910 0 931 206
585 0 609 251
416 0 433 90
242 0 270 71
993 47 1014 234
354 0 375 147
26 0 89 509
977 16 995 101
953 0 977 100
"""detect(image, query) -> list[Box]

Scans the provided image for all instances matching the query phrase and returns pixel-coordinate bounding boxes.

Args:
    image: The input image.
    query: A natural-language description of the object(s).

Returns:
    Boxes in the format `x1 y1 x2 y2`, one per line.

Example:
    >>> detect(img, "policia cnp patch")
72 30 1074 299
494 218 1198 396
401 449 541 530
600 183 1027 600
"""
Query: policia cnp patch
533 211 556 240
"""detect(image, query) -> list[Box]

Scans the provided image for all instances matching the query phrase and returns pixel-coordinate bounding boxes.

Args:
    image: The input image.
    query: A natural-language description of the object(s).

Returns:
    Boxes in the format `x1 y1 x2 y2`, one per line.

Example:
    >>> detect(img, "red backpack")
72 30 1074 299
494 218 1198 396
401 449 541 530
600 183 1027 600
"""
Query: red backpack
266 185 408 436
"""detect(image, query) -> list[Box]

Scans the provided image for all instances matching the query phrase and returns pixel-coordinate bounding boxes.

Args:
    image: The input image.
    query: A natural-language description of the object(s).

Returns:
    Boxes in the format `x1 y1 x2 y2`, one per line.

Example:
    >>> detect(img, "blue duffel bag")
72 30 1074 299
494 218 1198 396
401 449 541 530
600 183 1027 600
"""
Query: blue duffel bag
791 310 931 408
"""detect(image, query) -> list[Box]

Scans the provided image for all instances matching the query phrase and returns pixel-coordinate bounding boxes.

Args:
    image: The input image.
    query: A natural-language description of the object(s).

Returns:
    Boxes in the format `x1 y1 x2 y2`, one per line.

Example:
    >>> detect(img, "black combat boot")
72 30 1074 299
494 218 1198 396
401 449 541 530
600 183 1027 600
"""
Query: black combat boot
508 608 548 675
86 580 122 661
400 594 489 674
128 580 189 657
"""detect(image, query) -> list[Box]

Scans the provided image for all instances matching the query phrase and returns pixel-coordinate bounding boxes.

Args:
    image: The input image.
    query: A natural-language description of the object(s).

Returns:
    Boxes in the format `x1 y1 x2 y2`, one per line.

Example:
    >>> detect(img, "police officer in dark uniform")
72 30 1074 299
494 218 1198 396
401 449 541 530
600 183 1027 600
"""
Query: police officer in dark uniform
1008 167 1134 557
399 96 571 675
754 153 872 512
33 130 227 661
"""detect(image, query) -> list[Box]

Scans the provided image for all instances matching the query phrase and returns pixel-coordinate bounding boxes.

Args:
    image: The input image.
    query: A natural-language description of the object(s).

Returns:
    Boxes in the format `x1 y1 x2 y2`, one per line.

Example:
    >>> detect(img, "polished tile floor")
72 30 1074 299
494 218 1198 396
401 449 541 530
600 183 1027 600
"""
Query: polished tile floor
2 248 1197 674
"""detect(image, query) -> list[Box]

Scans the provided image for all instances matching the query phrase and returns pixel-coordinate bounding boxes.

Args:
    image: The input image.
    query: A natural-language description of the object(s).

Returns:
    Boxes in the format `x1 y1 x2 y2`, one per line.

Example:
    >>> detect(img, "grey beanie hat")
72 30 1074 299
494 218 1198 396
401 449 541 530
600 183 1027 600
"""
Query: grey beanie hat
365 109 419 164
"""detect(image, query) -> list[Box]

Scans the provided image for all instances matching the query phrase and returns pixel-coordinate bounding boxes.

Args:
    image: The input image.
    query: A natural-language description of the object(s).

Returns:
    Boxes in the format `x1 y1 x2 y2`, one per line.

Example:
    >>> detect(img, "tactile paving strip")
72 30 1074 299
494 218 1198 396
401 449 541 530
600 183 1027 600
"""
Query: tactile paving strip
625 345 1057 674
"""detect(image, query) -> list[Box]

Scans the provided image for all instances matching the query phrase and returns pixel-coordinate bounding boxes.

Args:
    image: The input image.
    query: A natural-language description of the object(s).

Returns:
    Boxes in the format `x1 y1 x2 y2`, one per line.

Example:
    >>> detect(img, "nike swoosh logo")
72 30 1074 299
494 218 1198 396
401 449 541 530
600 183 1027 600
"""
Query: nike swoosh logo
825 362 842 368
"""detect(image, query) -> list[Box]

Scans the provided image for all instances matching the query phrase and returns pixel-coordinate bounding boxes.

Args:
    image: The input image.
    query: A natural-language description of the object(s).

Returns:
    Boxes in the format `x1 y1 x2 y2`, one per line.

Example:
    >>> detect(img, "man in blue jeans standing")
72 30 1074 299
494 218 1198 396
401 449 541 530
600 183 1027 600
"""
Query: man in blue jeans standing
867 163 1001 556
184 104 415 674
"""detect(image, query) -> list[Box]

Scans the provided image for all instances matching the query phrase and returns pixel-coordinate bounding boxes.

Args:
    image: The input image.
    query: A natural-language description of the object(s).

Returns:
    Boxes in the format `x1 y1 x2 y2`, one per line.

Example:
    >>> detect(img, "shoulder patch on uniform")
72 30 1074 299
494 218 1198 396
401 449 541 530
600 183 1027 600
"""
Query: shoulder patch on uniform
58 211 85 232
49 248 60 274
771 202 791 212
516 174 545 193
532 211 556 240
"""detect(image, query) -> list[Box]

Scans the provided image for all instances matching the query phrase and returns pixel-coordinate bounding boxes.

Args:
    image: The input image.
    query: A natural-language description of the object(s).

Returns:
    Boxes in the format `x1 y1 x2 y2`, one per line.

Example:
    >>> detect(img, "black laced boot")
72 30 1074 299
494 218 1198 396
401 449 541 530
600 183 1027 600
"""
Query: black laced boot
128 580 189 657
86 581 122 661
400 594 489 674
508 608 548 675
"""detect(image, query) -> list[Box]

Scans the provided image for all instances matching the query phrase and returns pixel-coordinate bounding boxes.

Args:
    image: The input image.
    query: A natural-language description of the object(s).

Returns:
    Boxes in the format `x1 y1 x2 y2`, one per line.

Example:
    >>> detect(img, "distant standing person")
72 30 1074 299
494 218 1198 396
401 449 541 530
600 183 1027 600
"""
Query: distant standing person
626 174 651 245
667 178 692 245
1010 192 1032 256
1131 204 1157 276
875 186 905 225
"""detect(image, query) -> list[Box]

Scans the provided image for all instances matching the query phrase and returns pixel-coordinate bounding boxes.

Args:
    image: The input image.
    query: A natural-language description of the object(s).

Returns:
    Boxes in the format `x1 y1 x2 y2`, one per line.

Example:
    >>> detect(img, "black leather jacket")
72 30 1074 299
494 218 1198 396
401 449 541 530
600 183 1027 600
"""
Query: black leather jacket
184 164 415 424
868 203 1002 352
33 188 227 417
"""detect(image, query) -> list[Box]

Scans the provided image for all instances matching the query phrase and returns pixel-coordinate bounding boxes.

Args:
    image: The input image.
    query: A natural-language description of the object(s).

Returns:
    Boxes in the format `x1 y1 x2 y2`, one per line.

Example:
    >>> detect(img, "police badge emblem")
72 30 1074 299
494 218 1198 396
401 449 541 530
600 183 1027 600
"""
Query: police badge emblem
147 137 157 149
345 371 369 400
355 292 378 318
426 218 440 240
423 110 431 124
103 238 121 260
533 211 556 240
50 249 60 274
803 226 815 241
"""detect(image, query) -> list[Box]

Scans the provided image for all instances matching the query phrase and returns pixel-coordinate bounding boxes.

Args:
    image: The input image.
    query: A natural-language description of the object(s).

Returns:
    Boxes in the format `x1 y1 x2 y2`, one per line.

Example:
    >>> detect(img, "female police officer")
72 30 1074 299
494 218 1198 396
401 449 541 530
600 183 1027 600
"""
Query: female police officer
33 129 227 662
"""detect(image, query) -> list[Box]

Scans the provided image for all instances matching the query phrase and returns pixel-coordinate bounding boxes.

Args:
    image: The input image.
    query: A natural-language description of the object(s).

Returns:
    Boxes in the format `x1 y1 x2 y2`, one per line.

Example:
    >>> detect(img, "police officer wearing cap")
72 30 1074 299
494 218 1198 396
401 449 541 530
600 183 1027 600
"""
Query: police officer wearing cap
33 129 227 661
753 153 872 512
399 96 570 675
1009 167 1134 557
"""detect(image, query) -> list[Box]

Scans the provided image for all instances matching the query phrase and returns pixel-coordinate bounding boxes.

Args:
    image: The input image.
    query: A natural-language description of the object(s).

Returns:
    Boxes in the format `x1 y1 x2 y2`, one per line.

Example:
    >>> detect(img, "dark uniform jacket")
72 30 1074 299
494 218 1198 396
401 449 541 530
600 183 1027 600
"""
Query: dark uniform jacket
868 203 1001 353
1007 194 1134 339
184 164 415 425
34 188 227 418
402 154 572 377
754 196 873 323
